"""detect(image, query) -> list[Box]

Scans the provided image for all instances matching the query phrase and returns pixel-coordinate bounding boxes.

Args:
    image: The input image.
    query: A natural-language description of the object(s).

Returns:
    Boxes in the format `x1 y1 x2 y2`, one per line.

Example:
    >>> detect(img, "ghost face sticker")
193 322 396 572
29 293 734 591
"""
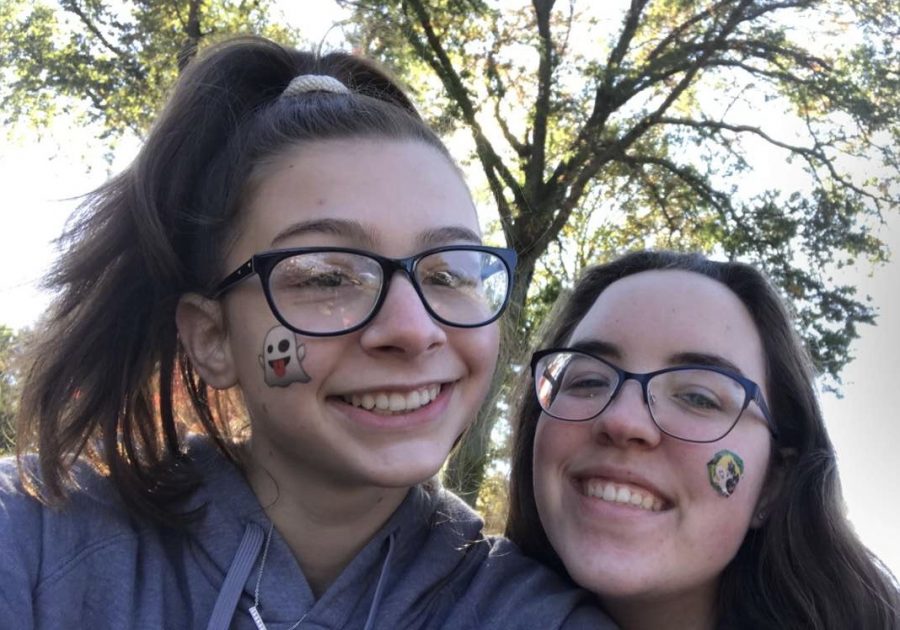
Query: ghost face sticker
259 325 311 387
707 450 745 497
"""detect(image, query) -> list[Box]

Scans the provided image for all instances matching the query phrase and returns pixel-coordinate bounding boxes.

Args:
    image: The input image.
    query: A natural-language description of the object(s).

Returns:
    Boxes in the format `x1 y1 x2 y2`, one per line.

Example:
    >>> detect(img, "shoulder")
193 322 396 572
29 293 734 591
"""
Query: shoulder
461 535 616 629
0 454 140 581
0 454 139 627
0 455 43 571
408 486 615 628
0 447 230 628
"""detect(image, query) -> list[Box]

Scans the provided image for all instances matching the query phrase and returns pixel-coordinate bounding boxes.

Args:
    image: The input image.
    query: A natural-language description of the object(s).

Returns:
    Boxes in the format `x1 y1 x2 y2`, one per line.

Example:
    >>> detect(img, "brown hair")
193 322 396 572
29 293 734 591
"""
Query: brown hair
506 250 899 629
15 36 452 523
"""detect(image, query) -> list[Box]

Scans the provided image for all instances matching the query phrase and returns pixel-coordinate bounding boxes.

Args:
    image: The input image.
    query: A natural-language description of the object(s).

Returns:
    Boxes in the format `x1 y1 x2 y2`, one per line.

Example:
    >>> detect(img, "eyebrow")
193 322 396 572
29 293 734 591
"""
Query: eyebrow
270 219 378 249
567 339 623 360
567 340 744 375
417 226 483 248
271 220 482 251
668 352 745 376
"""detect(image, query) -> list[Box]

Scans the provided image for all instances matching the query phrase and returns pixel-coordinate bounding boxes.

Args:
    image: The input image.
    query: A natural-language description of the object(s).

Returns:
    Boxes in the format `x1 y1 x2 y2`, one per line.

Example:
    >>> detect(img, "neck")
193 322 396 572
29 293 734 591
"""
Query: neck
242 441 409 597
604 584 718 630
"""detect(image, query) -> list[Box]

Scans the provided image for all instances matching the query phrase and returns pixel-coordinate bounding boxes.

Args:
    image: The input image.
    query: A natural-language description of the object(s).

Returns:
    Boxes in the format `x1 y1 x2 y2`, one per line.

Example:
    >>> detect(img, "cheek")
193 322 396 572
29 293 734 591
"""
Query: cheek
453 324 499 382
533 419 578 502
534 419 561 473
683 442 770 544
473 324 500 363
224 297 277 362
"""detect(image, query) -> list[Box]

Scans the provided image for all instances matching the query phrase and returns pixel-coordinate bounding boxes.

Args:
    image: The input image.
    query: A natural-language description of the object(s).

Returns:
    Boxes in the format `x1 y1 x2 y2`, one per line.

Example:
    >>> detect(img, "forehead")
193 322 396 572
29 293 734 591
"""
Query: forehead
569 270 766 377
233 138 479 259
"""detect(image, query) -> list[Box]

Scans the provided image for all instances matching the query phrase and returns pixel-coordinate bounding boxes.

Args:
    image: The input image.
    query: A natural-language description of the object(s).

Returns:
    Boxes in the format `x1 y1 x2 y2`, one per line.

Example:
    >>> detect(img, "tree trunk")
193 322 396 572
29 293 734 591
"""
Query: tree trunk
177 0 203 71
443 252 537 507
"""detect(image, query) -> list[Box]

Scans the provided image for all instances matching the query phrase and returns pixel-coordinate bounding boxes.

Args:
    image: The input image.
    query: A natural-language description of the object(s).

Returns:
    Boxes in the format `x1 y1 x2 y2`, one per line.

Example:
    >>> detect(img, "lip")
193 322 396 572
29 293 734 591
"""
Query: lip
329 381 456 431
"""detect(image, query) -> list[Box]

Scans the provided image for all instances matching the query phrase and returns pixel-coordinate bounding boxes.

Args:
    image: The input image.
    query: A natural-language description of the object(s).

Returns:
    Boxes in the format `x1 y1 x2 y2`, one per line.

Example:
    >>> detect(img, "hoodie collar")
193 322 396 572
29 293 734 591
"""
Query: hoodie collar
184 438 455 629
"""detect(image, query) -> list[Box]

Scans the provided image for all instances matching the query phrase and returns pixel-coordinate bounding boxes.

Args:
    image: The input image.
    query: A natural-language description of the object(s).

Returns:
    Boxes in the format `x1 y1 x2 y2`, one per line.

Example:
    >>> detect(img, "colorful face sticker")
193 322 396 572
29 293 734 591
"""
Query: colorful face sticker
707 450 745 498
258 325 311 387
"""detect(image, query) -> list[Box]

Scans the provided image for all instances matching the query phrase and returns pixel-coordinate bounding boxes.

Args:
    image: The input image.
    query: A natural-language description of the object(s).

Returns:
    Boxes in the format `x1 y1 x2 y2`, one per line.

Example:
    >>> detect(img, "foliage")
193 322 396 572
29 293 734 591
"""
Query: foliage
0 326 26 455
0 0 299 140
475 466 510 536
340 0 900 504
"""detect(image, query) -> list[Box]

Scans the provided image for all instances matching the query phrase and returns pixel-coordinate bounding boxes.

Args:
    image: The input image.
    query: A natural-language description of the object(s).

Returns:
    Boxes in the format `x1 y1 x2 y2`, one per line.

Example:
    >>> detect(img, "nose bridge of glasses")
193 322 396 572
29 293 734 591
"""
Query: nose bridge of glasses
611 372 654 413
378 257 431 314
587 370 662 446
624 371 655 403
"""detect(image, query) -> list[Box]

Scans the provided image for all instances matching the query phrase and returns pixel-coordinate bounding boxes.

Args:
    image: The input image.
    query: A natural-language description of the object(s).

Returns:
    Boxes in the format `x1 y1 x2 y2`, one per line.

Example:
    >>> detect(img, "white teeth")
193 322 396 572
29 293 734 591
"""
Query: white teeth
584 479 665 512
602 485 616 501
342 385 441 413
388 392 405 411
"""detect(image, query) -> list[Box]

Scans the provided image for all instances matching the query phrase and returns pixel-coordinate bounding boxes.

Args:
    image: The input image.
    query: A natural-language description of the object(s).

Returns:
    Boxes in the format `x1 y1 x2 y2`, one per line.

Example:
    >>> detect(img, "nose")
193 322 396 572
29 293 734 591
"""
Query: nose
359 272 447 356
591 378 662 448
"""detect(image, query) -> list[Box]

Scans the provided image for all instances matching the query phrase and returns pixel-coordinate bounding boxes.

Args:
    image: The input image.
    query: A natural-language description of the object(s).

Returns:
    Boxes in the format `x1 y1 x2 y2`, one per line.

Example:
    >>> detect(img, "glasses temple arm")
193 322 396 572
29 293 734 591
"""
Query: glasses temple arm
752 388 779 439
212 259 255 298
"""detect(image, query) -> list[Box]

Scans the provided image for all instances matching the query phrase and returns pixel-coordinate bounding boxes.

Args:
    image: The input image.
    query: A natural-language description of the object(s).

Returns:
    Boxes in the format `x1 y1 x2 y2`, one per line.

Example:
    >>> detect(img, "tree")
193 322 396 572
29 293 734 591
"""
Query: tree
0 0 298 140
340 0 900 504
2 1 897 506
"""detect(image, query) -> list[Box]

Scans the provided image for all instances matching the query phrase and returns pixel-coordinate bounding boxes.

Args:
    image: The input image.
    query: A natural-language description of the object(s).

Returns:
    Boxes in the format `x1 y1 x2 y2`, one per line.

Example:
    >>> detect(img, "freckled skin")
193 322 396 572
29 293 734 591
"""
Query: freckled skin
533 270 773 625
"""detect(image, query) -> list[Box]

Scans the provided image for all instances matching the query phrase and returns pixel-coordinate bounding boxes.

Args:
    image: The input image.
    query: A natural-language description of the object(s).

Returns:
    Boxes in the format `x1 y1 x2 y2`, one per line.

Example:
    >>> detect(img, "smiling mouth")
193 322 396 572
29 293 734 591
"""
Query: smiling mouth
340 384 442 414
581 478 667 512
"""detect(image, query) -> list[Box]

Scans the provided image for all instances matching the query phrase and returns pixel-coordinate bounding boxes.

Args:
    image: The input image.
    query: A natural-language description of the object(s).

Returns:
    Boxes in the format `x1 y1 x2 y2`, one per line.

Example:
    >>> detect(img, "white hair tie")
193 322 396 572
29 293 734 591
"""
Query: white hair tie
281 74 350 98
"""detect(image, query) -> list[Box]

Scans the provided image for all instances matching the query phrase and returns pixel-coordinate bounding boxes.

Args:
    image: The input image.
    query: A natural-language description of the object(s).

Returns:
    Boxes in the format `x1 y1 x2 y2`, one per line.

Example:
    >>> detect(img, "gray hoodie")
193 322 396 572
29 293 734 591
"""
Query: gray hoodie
0 441 615 629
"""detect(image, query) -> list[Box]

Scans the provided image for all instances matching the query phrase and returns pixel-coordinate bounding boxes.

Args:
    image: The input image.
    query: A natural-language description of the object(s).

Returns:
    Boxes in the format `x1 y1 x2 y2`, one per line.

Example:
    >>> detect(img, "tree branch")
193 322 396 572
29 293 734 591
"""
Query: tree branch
402 0 525 241
545 0 649 196
656 115 889 206
527 0 556 200
551 0 756 198
60 1 128 58
624 154 731 213
485 48 528 157
177 0 203 71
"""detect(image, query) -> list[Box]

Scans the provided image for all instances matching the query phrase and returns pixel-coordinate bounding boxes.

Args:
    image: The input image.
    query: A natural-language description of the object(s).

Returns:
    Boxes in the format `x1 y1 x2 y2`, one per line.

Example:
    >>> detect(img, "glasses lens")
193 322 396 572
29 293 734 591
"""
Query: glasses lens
534 351 619 420
415 249 510 326
648 369 747 441
268 252 383 334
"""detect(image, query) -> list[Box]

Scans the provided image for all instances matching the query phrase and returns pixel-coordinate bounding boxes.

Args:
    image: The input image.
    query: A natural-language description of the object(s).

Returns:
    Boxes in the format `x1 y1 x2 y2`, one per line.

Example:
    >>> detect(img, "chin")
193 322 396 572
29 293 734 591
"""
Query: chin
364 451 448 489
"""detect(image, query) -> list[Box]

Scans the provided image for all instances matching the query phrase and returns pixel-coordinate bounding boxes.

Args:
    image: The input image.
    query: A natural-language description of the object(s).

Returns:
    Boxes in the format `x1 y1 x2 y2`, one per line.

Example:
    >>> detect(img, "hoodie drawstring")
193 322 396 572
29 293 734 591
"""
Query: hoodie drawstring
206 522 266 630
207 523 395 630
363 531 395 630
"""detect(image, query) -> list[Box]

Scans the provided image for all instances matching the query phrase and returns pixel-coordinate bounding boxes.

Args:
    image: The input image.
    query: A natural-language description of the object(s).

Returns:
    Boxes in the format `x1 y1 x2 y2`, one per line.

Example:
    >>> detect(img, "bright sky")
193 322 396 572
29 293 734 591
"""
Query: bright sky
0 1 897 582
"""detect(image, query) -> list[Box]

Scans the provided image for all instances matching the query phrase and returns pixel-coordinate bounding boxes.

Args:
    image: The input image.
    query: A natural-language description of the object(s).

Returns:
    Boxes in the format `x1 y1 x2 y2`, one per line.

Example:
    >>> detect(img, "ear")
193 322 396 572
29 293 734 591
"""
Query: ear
176 293 237 389
751 446 797 528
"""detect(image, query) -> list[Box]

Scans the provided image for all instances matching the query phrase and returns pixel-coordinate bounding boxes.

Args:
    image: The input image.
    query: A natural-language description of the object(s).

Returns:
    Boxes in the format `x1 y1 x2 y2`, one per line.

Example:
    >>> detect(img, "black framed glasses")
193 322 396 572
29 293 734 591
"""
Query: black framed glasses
213 245 517 336
531 348 778 443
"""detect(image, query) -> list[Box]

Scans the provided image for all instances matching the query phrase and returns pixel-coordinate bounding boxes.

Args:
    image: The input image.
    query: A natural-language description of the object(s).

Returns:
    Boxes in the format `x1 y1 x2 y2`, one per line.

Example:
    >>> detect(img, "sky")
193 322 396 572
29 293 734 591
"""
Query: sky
1 2 897 581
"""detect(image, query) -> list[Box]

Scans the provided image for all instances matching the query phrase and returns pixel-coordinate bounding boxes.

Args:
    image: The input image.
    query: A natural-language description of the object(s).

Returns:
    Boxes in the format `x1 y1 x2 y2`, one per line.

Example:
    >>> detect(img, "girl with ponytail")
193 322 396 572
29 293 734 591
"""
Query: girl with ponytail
1 36 612 630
